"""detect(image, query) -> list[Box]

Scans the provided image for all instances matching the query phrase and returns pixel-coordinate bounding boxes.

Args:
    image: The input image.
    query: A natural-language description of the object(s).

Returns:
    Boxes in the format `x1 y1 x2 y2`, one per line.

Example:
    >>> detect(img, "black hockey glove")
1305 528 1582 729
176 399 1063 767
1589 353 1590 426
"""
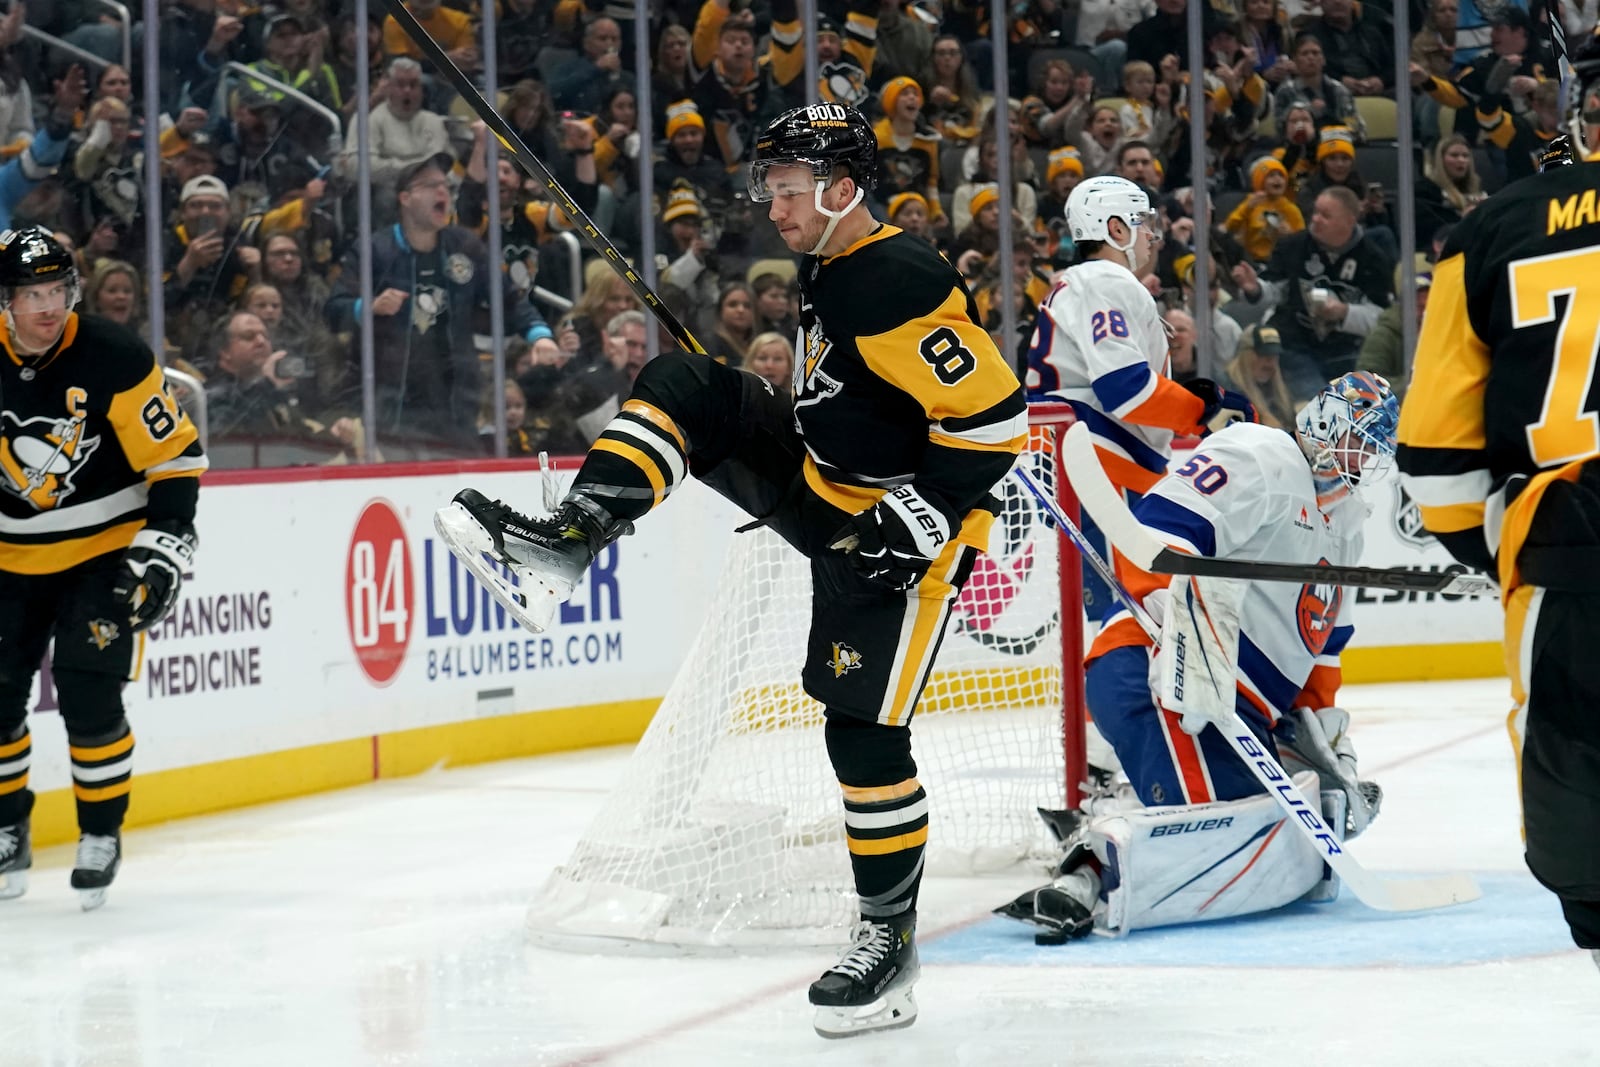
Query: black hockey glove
112 520 197 632
1182 378 1258 434
829 485 959 591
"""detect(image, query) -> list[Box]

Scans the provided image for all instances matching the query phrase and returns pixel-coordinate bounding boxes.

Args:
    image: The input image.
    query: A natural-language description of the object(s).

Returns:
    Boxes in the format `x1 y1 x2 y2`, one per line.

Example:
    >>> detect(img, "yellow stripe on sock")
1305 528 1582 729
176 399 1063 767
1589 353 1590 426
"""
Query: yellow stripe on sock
0 775 28 795
593 438 667 504
621 400 687 452
70 732 134 762
840 777 921 804
73 780 132 802
0 734 28 759
846 825 929 856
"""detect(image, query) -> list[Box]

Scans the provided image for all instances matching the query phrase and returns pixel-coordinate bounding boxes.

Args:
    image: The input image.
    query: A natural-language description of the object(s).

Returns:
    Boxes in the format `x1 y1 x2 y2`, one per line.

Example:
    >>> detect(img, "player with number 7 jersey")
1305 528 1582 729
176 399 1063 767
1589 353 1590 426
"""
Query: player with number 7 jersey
1026 175 1256 495
0 227 206 911
1397 118 1600 964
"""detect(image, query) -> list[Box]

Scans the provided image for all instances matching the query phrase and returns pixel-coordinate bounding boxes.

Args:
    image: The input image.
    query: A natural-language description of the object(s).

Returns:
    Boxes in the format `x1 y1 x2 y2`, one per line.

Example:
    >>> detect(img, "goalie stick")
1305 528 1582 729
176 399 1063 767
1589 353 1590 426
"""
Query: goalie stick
1059 423 1497 596
382 0 708 357
1011 458 1482 912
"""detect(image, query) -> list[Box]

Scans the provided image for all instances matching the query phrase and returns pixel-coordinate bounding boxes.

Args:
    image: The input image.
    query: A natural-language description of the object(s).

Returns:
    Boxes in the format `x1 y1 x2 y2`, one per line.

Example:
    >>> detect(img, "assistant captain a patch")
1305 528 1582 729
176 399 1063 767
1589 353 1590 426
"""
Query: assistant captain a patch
829 642 863 678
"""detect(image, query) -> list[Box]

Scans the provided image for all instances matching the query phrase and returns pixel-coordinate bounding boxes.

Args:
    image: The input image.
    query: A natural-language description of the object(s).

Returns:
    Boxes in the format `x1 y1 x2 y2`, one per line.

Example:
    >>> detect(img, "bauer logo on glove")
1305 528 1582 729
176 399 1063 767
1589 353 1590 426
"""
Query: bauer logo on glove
829 485 957 590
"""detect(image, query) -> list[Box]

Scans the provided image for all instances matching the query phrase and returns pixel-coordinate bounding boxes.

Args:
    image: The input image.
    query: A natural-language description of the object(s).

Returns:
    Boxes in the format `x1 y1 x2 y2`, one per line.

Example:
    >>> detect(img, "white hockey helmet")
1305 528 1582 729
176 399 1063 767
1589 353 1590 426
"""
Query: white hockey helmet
1064 175 1153 244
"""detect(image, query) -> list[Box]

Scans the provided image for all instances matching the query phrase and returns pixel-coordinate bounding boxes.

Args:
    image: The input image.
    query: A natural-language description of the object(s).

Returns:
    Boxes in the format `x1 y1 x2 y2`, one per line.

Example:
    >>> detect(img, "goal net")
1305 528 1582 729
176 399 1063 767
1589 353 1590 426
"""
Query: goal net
527 406 1085 950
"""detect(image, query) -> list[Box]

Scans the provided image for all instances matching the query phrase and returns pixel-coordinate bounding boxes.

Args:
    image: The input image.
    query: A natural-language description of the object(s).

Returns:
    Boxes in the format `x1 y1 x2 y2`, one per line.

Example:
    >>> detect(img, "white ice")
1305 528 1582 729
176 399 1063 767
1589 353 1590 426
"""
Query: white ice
3 678 1597 1067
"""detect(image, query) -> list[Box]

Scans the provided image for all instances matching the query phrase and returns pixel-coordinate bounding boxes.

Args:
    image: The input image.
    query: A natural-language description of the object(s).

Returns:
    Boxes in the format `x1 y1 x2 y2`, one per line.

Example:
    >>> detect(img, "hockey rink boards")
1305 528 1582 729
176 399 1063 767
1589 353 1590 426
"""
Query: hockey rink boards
3 676 1596 1067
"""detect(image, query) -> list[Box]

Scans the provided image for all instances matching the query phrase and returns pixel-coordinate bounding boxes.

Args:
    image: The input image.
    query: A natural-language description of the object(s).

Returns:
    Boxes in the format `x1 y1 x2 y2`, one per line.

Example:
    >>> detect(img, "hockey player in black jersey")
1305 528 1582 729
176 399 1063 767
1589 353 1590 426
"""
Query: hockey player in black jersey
0 228 206 910
435 103 1027 1036
1398 35 1600 976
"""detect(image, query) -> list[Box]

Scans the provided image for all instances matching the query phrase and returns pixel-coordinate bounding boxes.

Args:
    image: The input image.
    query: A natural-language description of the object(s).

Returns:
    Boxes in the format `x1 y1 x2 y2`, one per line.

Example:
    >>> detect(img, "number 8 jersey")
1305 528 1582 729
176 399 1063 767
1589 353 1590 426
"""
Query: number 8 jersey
1026 259 1207 494
794 224 1027 540
0 313 206 574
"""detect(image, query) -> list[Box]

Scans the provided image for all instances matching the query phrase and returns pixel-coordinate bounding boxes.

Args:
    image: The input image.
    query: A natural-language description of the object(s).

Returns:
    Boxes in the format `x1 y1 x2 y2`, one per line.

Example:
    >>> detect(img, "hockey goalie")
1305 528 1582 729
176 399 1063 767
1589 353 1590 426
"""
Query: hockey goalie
998 371 1398 940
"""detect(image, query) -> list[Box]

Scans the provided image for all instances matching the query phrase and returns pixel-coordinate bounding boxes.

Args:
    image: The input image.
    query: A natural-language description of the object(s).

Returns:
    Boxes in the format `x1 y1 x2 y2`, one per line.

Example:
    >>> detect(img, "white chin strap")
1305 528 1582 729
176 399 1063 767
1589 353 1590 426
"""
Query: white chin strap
1109 220 1143 272
808 180 865 256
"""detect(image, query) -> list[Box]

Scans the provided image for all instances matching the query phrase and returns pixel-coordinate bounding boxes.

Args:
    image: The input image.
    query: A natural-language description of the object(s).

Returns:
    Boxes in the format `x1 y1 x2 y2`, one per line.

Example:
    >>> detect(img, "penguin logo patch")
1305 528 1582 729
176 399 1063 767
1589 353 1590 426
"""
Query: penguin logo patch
87 619 119 651
0 411 100 511
829 642 863 678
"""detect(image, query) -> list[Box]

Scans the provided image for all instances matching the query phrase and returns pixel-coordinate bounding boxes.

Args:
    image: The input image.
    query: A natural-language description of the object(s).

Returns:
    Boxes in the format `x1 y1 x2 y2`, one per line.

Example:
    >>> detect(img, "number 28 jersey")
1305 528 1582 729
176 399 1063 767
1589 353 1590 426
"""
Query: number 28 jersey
1398 158 1600 592
1026 259 1205 494
0 312 206 574
794 224 1027 539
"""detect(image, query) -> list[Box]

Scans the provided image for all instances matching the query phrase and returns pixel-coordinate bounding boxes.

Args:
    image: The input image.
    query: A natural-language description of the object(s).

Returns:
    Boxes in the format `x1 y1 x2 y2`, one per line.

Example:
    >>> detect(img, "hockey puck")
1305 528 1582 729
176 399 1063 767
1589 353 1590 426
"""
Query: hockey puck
1034 931 1071 946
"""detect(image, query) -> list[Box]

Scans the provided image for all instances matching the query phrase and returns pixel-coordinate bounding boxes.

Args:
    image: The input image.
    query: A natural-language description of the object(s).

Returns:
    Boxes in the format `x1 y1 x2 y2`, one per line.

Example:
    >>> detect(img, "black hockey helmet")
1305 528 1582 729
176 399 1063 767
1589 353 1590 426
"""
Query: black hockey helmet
1567 28 1600 148
747 103 878 203
0 226 80 310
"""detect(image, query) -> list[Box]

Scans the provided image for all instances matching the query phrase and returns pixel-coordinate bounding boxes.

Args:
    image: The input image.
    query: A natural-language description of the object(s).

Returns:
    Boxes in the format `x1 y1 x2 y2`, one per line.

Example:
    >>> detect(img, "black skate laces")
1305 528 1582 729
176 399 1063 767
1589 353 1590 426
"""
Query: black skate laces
830 922 897 980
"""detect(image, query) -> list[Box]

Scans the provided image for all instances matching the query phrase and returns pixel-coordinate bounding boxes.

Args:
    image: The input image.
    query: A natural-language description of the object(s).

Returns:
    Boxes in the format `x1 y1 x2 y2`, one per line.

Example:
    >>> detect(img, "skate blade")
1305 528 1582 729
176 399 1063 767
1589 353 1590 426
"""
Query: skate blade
0 869 28 900
433 503 564 634
813 985 918 1039
77 886 108 911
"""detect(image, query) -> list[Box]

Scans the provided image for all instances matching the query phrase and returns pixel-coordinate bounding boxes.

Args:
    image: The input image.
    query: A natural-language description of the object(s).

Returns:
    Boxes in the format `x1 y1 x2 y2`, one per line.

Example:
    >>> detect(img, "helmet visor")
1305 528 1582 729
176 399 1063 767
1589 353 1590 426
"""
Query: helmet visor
748 157 833 203
5 277 79 314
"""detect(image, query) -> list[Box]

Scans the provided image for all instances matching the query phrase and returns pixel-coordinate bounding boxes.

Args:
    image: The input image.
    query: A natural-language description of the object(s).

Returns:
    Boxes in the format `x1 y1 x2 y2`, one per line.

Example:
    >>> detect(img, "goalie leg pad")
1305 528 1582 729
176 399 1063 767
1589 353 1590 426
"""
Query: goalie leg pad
1086 646 1274 807
1089 771 1327 935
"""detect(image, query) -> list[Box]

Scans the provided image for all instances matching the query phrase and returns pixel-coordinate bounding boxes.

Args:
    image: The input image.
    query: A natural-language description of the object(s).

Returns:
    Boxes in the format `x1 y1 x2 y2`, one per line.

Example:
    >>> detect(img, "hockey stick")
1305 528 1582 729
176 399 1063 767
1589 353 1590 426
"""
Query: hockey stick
381 0 708 355
1015 456 1482 912
1059 423 1497 596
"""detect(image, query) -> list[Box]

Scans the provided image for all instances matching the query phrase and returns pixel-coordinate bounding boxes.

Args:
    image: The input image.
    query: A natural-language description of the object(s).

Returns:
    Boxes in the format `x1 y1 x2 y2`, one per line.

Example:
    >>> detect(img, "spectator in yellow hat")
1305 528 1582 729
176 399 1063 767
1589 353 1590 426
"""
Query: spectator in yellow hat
1223 156 1305 263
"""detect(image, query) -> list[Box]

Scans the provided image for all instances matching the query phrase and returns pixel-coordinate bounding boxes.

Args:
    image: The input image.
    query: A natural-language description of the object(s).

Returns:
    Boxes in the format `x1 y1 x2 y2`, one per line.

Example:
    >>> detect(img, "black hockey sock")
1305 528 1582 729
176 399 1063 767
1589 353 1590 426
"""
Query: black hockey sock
841 778 928 922
573 398 689 524
69 720 133 836
0 724 31 827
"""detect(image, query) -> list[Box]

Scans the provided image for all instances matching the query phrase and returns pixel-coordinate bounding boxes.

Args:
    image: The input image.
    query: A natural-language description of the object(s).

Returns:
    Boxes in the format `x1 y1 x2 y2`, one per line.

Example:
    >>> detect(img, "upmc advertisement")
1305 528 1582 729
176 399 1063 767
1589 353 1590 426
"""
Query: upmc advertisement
22 459 1502 799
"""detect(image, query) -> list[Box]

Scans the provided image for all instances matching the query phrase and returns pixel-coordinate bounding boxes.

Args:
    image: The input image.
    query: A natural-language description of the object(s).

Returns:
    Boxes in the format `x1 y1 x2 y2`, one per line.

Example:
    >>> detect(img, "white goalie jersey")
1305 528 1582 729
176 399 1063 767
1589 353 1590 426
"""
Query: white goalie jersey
1133 422 1363 722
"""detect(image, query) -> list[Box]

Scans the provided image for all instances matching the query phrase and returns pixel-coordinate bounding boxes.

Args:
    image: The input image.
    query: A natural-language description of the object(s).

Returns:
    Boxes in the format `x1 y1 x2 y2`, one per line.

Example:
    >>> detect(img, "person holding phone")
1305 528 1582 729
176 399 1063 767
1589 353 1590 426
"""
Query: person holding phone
163 175 261 364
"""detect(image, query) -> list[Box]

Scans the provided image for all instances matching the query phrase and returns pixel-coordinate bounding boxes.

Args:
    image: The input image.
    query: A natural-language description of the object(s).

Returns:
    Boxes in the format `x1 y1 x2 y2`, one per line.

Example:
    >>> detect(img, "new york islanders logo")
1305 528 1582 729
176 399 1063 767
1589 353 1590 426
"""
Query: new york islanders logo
1296 575 1343 656
0 411 100 511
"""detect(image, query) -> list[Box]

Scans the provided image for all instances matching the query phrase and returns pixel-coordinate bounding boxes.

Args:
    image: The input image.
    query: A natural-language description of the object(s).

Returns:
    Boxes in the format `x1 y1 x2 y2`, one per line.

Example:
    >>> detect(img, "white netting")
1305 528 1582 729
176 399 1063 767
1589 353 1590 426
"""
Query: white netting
527 422 1080 950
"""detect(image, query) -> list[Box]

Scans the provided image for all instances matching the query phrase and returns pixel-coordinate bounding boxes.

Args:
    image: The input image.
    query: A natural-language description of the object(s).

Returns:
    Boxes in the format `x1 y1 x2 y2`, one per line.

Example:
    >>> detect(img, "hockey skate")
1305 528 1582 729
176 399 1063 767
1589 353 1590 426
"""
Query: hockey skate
809 915 919 1038
993 839 1099 944
0 819 30 900
432 489 627 634
71 833 120 911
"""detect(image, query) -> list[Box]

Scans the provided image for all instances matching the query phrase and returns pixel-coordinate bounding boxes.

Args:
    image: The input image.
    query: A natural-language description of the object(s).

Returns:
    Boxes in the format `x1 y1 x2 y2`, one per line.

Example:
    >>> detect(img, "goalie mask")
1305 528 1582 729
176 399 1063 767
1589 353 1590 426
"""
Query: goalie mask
748 103 877 255
1295 371 1399 506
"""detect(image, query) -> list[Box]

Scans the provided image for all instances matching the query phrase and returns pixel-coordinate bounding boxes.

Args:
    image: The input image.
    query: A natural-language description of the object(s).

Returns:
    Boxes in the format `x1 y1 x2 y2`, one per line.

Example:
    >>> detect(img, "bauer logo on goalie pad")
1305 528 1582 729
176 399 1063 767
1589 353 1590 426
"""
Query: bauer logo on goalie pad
829 642 863 677
1149 816 1235 836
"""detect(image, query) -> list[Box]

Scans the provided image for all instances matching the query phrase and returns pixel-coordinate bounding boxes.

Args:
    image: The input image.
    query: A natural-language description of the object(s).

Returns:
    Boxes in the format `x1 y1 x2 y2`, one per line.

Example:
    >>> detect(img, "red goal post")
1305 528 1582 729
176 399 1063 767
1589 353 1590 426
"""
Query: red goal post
1028 401 1087 810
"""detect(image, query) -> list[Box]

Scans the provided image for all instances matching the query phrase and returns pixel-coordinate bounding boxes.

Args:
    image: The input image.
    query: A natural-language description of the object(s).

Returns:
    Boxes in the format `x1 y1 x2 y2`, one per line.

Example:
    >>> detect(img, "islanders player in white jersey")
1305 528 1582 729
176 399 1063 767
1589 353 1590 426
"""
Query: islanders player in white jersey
1026 175 1256 496
998 372 1397 939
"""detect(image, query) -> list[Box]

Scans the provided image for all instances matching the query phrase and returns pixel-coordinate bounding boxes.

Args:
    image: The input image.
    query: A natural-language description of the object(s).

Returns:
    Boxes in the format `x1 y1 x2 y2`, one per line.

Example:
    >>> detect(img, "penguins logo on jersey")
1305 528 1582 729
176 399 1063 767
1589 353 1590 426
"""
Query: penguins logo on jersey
830 642 863 677
820 62 870 107
794 320 843 407
0 411 100 511
1296 577 1343 656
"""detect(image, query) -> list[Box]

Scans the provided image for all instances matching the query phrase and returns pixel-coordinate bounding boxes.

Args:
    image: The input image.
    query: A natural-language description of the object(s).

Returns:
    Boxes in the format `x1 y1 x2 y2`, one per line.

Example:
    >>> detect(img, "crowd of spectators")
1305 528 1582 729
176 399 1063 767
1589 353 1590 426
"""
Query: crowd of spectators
1 0 1581 466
